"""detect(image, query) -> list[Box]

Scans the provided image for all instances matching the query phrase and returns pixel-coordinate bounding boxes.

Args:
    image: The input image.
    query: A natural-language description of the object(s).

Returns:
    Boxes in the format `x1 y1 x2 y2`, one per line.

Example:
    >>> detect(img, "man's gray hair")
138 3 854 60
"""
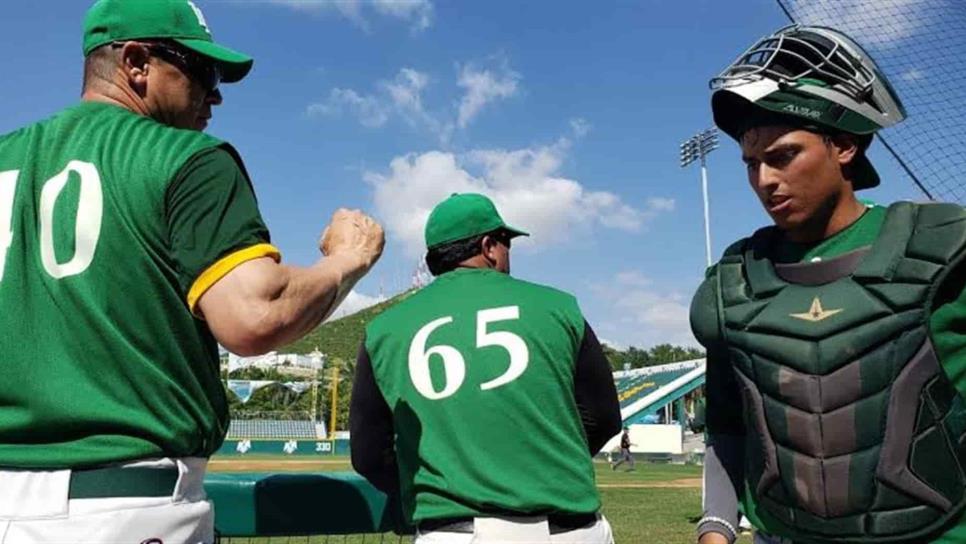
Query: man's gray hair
82 44 121 92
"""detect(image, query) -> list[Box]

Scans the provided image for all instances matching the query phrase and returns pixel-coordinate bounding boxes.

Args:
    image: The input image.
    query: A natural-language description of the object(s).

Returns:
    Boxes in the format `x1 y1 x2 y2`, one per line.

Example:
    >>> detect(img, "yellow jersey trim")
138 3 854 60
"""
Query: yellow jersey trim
188 243 281 315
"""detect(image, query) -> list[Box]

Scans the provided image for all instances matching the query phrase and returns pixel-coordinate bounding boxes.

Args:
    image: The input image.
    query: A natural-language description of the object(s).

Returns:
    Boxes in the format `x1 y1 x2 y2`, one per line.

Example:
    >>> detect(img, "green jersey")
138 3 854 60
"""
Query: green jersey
365 268 601 522
0 101 276 468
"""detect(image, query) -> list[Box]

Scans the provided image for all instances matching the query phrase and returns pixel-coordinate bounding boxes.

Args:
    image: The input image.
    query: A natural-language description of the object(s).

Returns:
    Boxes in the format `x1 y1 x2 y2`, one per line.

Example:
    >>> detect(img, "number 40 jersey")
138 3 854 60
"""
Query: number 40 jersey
0 101 267 468
364 267 601 522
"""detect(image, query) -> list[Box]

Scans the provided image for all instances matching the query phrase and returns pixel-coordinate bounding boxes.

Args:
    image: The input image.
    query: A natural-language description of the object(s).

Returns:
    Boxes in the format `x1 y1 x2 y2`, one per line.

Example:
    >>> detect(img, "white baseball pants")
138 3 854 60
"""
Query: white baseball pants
415 514 615 544
0 457 213 544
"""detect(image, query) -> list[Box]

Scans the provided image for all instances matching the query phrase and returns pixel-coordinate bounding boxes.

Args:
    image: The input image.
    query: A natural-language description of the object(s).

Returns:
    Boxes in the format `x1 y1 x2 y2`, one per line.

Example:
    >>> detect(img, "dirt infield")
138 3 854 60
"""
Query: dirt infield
598 478 701 489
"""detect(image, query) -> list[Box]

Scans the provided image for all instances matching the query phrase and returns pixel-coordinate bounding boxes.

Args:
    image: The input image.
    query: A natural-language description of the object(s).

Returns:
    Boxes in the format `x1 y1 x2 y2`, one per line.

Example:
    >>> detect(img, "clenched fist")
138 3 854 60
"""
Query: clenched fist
319 209 385 269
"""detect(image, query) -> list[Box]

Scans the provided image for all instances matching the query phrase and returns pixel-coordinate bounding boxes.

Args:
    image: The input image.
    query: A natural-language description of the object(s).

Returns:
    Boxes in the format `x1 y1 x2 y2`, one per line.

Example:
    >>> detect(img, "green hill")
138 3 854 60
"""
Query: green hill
280 290 415 363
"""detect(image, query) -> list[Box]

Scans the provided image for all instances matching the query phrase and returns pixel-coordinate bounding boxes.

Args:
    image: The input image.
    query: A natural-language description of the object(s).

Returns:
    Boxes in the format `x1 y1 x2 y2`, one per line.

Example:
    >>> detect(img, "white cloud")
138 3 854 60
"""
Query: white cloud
456 61 520 128
308 88 390 127
267 0 365 27
267 0 433 32
311 59 520 141
327 290 386 321
382 68 448 136
646 197 676 212
569 118 591 138
366 151 474 253
385 68 429 112
614 271 652 288
599 338 627 351
372 0 433 32
593 272 699 349
786 0 925 48
364 138 675 257
308 68 442 133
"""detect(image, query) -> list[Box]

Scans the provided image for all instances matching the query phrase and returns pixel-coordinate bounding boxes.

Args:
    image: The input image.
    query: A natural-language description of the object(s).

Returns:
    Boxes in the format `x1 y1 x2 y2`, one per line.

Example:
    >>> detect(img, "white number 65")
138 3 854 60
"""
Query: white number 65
408 305 529 400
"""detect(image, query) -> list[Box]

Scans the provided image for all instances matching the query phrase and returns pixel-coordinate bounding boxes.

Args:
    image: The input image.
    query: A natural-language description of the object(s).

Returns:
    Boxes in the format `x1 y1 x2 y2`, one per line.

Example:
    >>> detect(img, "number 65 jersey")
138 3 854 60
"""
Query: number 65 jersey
363 267 603 521
0 101 275 468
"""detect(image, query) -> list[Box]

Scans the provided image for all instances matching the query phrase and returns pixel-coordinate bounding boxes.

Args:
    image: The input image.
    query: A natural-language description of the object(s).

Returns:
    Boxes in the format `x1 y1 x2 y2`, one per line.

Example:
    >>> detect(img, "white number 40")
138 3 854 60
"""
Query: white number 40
0 161 103 281
408 305 529 400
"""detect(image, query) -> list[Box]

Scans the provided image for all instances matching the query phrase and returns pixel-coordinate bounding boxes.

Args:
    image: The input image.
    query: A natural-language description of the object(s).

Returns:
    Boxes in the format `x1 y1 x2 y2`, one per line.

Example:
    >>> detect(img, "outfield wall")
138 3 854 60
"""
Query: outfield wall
217 439 351 456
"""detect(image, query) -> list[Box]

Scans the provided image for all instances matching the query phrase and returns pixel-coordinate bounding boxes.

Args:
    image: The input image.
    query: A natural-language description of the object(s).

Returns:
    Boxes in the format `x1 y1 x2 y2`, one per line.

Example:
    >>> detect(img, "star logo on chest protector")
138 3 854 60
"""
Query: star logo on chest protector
790 297 844 322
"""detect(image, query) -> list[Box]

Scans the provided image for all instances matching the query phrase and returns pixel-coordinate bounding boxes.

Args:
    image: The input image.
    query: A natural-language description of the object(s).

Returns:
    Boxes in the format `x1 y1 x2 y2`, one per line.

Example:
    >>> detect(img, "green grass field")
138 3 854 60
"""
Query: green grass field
210 456 752 544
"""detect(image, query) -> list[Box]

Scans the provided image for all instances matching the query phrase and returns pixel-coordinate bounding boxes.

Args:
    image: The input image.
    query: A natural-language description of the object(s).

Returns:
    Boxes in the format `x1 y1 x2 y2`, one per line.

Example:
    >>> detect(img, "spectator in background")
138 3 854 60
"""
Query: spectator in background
611 427 636 471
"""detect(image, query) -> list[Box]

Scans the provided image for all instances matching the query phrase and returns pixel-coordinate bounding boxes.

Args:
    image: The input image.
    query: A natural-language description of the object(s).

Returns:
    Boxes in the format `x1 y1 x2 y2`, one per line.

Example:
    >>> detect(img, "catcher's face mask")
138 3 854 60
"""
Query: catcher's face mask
710 25 906 189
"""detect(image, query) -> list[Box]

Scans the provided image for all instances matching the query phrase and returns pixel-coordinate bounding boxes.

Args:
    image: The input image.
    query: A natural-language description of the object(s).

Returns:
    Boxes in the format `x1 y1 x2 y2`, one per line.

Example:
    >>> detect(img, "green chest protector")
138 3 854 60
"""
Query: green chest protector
713 202 966 543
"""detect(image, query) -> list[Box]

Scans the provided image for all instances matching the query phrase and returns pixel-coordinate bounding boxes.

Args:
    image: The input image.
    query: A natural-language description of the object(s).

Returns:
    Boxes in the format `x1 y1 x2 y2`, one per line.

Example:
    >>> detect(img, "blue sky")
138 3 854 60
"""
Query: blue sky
0 0 923 349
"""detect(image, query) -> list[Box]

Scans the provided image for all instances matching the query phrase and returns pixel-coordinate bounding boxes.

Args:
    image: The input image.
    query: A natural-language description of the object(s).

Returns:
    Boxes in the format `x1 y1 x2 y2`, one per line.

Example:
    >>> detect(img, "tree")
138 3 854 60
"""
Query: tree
647 344 703 364
243 382 301 413
227 366 288 381
600 343 705 371
625 346 651 369
600 343 625 371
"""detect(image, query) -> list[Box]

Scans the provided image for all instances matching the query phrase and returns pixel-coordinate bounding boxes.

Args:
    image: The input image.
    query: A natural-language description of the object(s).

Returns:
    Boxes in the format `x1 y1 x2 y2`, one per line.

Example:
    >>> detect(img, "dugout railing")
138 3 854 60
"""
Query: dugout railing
206 471 414 543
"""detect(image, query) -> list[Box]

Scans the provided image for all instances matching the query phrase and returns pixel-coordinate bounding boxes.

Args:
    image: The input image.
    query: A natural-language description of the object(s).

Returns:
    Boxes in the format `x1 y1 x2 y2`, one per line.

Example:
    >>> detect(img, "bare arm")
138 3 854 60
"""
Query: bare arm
698 532 731 544
197 209 384 356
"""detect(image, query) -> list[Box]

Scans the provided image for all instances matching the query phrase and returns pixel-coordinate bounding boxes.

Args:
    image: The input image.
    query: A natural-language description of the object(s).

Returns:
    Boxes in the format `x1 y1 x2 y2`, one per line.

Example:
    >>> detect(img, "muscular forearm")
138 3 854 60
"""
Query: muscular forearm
255 253 367 346
200 252 368 355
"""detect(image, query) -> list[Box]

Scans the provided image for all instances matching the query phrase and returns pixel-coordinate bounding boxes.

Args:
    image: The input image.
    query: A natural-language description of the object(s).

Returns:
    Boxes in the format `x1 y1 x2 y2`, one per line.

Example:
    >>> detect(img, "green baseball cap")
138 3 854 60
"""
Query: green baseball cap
425 193 528 250
83 0 253 83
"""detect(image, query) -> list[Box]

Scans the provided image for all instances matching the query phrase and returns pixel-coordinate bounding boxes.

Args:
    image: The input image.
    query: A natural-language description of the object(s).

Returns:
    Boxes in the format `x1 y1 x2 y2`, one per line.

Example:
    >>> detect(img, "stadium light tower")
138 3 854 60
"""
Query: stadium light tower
680 128 719 267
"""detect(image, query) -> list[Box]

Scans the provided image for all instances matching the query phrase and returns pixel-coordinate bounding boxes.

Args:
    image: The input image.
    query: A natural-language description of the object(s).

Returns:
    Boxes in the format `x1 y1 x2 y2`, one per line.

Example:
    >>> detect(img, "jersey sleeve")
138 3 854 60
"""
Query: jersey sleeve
164 146 281 314
573 321 623 454
931 255 966 400
697 435 744 544
350 337 400 495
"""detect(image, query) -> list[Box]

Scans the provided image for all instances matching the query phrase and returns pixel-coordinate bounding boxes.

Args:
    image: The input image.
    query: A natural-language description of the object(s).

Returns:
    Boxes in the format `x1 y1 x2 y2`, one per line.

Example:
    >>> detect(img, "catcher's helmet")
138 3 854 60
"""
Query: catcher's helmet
710 25 907 189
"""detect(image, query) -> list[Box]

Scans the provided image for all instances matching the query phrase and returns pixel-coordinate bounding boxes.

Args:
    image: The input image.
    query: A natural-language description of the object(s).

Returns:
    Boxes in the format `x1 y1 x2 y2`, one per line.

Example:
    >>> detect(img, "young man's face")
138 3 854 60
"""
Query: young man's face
740 125 857 236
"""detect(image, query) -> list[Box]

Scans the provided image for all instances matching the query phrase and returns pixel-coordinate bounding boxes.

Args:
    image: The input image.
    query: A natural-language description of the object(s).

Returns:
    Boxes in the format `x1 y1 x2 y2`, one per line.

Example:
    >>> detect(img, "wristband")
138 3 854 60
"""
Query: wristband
697 516 737 540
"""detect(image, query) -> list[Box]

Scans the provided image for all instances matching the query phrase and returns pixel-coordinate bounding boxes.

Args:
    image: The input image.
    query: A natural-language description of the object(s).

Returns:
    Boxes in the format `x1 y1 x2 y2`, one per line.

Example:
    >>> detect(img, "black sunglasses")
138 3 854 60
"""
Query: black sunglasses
491 231 513 249
148 42 221 92
114 41 221 92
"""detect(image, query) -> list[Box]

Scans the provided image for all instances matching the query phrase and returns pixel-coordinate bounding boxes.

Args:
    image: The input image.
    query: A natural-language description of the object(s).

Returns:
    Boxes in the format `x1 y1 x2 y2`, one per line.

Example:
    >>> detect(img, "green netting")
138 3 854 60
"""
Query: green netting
776 0 966 204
